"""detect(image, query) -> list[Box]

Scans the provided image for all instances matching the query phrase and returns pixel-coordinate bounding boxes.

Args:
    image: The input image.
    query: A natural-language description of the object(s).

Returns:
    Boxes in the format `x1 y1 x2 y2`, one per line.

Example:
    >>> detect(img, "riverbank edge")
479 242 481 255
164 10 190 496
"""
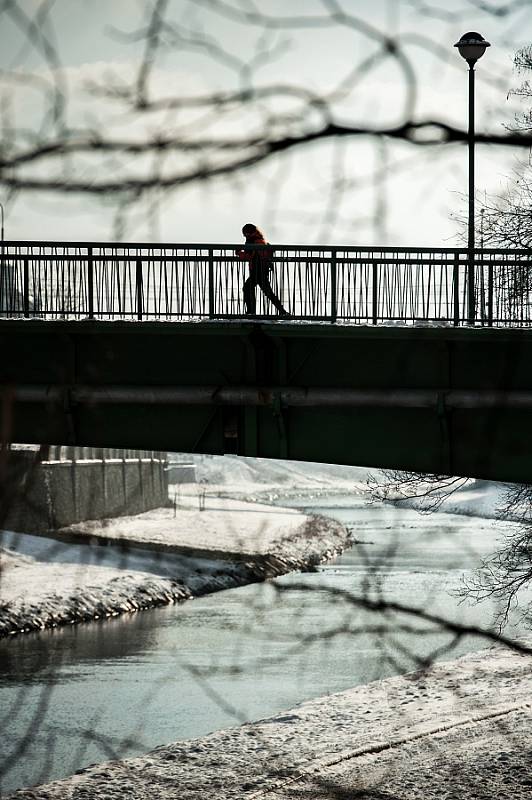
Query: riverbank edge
0 514 351 640
6 644 531 800
205 477 512 524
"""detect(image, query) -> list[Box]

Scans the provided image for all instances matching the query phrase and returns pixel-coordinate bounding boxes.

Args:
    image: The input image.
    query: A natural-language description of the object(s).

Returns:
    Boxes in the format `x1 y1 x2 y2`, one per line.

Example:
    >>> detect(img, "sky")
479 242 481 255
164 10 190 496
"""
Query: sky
1 0 531 247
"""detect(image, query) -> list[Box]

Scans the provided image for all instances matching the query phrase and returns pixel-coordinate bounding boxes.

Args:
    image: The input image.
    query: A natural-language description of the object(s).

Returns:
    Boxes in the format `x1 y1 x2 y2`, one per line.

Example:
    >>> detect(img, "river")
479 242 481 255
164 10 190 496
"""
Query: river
1 494 530 794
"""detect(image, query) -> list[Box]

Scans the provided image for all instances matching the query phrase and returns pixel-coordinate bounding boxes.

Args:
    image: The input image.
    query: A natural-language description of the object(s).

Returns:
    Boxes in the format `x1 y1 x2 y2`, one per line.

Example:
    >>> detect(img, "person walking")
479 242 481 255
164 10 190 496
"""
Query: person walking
235 223 289 316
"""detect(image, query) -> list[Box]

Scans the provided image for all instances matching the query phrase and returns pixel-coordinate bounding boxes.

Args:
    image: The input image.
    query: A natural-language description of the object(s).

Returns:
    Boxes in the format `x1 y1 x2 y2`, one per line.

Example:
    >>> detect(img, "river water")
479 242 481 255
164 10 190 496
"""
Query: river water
1 495 530 794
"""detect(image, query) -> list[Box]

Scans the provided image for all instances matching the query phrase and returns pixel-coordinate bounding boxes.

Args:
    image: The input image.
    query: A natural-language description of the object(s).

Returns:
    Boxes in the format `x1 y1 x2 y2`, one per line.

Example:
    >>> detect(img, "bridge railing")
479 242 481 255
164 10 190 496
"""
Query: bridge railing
0 242 530 325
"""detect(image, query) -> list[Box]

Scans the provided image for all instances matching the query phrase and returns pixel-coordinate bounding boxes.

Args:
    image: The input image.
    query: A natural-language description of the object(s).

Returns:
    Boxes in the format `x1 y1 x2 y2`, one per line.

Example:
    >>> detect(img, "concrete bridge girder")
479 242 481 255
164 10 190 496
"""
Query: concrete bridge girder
1 319 531 484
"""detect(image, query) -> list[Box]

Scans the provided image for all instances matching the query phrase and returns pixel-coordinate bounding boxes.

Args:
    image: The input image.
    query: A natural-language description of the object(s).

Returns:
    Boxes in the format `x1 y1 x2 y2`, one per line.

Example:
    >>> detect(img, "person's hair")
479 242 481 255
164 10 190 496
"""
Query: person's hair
242 223 264 238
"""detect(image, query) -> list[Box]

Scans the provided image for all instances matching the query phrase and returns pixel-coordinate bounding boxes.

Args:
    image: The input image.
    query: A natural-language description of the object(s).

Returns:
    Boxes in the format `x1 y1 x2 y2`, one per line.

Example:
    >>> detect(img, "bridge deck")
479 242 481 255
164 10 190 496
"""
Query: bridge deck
2 317 531 483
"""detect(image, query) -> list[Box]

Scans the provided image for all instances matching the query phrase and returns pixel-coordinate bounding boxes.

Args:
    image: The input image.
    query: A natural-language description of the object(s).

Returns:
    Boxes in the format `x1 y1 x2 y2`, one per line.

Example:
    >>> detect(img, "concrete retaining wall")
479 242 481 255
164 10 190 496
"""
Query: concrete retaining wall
3 451 169 533
166 463 196 484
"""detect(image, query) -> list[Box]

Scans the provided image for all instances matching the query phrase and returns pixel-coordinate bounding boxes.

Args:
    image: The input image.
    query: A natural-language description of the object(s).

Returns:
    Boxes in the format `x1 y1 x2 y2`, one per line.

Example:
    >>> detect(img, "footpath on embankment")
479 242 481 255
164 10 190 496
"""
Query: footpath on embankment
0 490 352 638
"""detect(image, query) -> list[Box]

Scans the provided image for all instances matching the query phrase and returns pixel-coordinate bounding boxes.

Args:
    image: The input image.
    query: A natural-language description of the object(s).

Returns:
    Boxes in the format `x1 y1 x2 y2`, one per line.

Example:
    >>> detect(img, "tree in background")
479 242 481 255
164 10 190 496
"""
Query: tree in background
461 43 532 628
480 44 532 251
369 40 532 631
369 469 532 629
459 482 532 629
476 45 532 312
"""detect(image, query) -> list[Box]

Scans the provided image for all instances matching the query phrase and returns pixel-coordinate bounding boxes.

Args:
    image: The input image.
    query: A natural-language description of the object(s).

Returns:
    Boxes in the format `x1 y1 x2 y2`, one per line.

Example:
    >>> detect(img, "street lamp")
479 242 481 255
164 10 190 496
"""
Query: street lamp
454 32 490 324
0 202 4 314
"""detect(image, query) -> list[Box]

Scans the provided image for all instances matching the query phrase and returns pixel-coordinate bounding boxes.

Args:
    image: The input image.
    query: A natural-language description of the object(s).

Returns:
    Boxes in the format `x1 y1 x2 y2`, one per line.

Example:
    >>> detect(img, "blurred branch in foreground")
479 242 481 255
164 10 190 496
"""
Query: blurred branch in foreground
1 1 531 213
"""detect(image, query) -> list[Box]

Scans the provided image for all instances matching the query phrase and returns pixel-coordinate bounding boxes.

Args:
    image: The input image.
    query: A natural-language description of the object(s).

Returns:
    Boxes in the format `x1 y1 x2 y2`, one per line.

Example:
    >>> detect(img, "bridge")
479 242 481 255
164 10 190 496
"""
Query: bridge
1 240 531 484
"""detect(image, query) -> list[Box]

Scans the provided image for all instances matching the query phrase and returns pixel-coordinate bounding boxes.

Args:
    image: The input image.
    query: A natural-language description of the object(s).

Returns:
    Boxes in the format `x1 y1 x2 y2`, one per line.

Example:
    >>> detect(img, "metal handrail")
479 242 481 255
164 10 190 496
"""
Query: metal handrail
0 241 530 327
1 240 530 256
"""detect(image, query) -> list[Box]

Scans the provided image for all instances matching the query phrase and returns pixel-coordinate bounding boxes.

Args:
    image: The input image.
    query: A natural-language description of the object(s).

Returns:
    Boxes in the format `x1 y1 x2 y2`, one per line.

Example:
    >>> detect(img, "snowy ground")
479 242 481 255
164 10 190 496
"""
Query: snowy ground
53 495 310 558
169 454 513 520
7 644 531 800
0 454 519 639
173 453 371 501
381 478 510 520
0 476 351 638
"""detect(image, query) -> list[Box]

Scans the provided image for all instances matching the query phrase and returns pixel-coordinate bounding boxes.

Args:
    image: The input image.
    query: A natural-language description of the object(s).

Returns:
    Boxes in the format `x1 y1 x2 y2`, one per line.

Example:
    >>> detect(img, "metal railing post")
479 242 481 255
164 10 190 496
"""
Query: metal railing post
467 252 475 323
372 261 378 324
136 258 143 320
330 250 337 323
23 257 29 318
87 246 94 319
208 247 214 317
487 255 494 327
453 253 460 326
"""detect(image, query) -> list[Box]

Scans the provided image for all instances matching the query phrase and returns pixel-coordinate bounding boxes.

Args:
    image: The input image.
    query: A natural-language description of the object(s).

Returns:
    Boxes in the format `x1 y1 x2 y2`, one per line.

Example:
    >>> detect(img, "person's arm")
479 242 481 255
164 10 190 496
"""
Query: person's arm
235 244 252 260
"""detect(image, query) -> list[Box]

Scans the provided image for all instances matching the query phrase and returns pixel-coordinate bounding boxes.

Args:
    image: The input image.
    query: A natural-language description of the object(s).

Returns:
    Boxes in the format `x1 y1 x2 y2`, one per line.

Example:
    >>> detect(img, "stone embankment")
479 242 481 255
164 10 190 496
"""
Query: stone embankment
0 495 351 638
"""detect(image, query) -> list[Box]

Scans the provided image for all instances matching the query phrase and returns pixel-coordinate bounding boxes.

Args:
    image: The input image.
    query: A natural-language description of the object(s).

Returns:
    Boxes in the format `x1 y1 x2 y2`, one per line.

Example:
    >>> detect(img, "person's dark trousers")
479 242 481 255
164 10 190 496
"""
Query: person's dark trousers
243 265 286 314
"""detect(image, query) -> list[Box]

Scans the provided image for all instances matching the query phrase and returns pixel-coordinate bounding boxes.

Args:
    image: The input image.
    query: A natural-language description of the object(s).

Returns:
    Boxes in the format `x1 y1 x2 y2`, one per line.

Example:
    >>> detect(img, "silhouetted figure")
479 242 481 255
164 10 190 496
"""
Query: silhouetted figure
236 223 288 316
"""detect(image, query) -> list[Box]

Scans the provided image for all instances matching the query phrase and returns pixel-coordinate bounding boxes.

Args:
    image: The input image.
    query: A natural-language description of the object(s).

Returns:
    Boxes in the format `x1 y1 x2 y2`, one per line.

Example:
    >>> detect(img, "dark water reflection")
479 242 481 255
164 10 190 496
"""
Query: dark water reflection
1 496 530 794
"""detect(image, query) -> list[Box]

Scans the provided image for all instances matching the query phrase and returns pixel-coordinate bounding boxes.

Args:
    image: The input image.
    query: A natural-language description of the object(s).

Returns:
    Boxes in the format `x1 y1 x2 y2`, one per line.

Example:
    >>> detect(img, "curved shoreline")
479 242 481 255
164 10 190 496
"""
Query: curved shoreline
0 514 351 639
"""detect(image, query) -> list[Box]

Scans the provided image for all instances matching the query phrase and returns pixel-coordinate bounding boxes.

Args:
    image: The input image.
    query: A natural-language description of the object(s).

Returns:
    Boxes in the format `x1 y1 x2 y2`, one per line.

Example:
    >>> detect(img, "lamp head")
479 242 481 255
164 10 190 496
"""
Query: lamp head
454 32 490 65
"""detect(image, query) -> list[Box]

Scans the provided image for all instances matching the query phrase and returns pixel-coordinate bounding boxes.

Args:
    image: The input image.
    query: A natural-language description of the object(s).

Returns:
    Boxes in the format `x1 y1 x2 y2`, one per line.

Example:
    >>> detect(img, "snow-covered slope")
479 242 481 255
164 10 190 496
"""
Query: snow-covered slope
169 454 518 524
169 453 371 498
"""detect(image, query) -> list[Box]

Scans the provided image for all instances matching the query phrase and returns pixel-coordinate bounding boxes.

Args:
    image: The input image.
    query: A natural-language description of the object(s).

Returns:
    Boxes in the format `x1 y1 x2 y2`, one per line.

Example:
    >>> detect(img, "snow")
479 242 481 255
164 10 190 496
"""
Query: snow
6 644 531 799
0 488 351 638
170 453 371 499
383 478 508 520
169 454 513 523
0 455 365 637
53 495 309 558
0 452 520 640
0 451 523 644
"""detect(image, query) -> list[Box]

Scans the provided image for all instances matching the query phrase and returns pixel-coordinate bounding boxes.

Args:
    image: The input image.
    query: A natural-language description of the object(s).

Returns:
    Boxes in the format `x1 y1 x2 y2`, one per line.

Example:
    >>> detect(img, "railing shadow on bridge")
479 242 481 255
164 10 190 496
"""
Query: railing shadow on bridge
0 241 530 326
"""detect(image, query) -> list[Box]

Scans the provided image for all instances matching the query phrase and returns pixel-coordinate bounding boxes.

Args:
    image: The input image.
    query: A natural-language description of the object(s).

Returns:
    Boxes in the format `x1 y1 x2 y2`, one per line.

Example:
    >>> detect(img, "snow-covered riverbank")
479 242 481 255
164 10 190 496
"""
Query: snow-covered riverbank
1 450 521 641
1 457 371 639
0 492 351 638
0 453 516 640
6 643 531 800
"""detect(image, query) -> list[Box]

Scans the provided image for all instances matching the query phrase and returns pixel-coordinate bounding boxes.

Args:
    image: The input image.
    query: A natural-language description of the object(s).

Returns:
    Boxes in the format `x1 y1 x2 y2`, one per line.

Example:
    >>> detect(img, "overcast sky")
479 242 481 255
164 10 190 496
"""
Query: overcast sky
1 0 531 247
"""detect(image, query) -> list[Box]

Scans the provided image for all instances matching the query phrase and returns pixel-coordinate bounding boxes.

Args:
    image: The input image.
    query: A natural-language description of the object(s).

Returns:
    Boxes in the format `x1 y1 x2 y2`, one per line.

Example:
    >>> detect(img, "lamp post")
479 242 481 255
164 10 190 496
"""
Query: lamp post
0 202 4 313
454 32 490 324
0 201 4 265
